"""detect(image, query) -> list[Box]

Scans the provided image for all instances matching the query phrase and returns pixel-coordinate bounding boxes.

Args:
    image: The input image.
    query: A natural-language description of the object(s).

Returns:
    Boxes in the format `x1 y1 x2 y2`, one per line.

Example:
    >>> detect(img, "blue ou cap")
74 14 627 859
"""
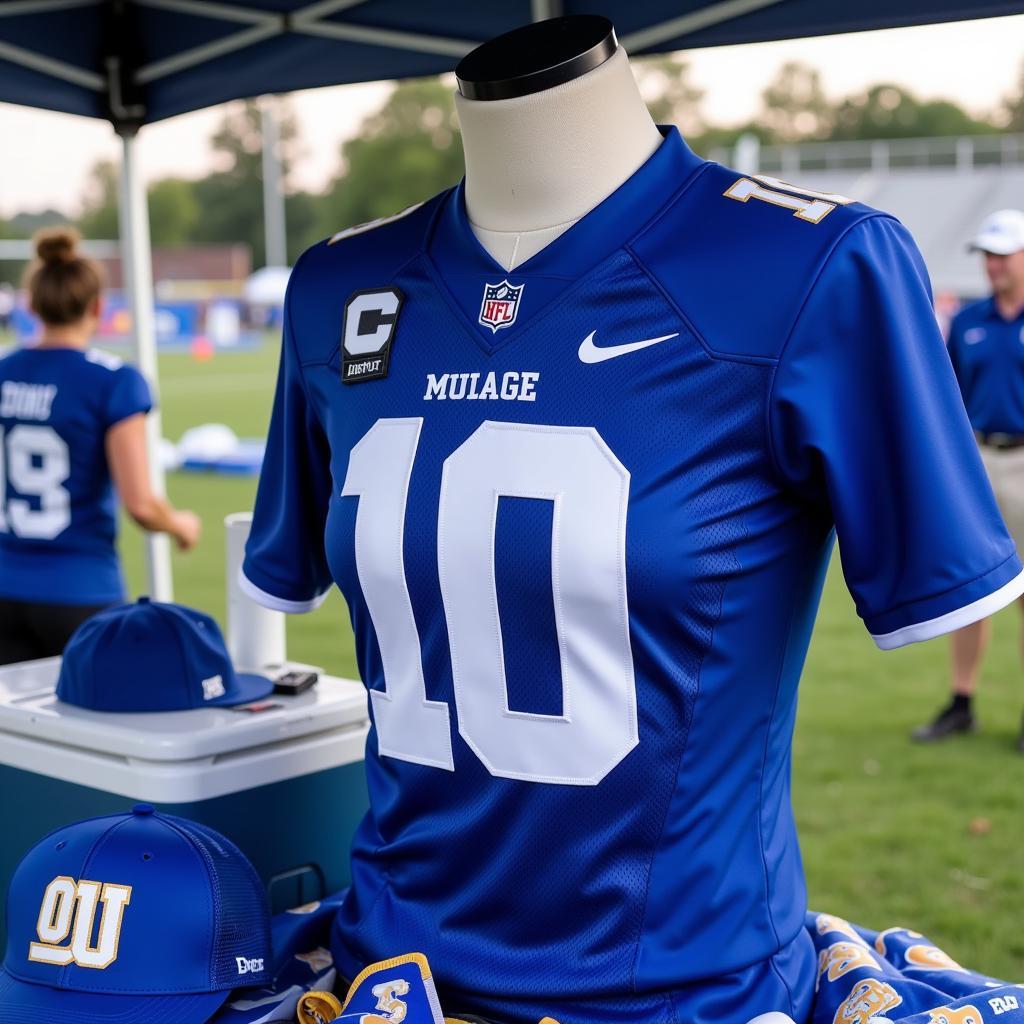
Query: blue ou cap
0 805 272 1023
56 598 274 712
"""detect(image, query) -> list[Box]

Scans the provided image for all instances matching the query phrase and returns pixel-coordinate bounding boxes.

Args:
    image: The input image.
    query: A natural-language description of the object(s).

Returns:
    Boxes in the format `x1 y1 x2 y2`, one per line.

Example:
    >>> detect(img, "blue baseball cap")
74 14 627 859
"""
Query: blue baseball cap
0 805 272 1023
56 597 274 712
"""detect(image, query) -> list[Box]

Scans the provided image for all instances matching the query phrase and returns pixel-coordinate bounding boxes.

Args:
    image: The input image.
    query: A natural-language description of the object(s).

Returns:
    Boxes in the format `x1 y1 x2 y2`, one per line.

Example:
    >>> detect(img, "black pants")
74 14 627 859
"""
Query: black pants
0 598 108 666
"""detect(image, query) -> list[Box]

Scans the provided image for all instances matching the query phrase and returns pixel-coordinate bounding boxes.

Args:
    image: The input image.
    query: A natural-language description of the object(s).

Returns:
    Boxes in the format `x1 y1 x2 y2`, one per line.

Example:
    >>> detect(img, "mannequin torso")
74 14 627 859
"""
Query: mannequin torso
455 46 663 271
249 19 1019 1024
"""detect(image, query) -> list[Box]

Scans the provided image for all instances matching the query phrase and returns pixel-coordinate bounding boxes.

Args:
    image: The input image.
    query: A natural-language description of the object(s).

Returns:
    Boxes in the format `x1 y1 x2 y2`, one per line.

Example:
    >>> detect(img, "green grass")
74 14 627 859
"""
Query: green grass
39 333 1024 980
797 594 1024 978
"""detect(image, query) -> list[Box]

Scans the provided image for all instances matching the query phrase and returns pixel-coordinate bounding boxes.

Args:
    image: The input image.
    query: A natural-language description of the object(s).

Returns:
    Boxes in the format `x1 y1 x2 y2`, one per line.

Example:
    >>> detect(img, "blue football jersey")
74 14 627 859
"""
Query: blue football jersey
242 127 1023 1024
0 346 152 605
946 297 1024 434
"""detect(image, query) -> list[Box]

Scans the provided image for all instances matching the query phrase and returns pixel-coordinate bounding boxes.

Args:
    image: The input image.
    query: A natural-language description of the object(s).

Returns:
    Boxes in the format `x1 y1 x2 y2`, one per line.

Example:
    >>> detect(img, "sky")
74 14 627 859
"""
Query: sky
0 13 1022 219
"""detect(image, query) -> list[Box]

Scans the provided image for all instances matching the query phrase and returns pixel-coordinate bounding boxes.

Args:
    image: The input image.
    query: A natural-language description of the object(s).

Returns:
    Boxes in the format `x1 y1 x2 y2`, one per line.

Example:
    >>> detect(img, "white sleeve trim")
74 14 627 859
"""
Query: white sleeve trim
237 566 330 614
871 567 1024 650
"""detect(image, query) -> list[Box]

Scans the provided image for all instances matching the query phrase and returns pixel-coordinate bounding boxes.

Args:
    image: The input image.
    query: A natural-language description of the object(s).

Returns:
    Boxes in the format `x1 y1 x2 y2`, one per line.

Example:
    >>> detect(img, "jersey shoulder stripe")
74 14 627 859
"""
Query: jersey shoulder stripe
321 191 447 259
85 348 125 371
630 159 895 363
328 201 426 245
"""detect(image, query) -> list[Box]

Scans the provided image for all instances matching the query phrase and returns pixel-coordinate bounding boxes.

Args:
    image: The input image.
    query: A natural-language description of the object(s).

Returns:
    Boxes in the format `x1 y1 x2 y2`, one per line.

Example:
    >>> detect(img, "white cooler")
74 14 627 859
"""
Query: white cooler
0 655 370 949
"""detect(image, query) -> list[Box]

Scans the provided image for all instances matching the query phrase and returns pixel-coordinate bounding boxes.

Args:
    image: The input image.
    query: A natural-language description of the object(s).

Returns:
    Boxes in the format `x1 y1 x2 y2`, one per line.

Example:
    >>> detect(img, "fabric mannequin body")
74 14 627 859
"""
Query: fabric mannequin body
455 45 662 271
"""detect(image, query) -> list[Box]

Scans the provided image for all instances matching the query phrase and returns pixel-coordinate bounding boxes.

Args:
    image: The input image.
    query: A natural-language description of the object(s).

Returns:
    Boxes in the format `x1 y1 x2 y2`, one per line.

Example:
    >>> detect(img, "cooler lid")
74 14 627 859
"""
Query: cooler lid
0 657 369 763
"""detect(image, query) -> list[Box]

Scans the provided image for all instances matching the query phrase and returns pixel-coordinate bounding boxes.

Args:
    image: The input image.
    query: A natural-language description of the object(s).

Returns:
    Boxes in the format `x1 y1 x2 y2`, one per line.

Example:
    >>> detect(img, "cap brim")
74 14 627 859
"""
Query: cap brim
204 672 275 707
969 236 1022 255
0 968 229 1024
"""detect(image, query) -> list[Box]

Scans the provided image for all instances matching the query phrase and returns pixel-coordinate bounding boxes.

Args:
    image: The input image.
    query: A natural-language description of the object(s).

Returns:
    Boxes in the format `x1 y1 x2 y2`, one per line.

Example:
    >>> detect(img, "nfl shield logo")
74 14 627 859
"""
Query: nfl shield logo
478 280 525 333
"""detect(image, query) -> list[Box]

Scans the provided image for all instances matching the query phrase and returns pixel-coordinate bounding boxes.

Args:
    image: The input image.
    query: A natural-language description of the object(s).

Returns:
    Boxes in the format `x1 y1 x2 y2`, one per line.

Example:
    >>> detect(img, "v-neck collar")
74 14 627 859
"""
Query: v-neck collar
422 125 704 354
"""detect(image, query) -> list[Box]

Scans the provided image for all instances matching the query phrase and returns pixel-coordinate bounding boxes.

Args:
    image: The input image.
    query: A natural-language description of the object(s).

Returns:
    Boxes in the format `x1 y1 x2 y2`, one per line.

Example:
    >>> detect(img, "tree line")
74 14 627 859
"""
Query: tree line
1 57 1022 278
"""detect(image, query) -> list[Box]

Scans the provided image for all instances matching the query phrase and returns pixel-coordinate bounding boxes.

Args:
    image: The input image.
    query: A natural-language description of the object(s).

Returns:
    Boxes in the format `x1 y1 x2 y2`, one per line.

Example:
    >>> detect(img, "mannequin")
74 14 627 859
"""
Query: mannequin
243 15 1024 1024
454 16 663 271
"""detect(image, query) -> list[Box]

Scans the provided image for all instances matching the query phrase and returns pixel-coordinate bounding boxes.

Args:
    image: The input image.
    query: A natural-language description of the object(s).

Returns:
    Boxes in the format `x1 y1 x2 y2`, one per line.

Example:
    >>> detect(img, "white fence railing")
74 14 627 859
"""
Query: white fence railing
0 239 120 261
708 133 1024 175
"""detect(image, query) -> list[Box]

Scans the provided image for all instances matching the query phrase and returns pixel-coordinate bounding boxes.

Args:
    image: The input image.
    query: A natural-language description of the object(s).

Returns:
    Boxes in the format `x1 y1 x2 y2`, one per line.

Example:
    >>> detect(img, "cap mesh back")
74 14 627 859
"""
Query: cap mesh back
163 816 271 989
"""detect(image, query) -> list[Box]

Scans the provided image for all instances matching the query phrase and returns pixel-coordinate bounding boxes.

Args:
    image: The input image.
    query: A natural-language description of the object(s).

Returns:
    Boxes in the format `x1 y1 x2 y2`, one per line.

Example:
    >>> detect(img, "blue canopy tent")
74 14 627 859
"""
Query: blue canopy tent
4 1 1024 126
2 0 1023 595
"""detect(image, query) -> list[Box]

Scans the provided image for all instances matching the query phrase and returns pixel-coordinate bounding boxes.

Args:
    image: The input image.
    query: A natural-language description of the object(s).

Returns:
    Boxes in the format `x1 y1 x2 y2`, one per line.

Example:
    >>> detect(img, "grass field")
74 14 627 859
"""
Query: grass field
62 336 1024 980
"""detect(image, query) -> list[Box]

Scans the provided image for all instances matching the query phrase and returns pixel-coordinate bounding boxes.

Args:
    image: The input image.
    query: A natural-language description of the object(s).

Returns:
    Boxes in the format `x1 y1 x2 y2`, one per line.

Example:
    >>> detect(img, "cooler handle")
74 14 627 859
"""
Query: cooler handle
268 863 326 914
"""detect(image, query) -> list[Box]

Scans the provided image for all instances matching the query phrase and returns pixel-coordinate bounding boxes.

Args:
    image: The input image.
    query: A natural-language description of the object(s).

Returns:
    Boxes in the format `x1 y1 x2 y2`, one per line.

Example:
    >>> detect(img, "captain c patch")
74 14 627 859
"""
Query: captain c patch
342 287 404 384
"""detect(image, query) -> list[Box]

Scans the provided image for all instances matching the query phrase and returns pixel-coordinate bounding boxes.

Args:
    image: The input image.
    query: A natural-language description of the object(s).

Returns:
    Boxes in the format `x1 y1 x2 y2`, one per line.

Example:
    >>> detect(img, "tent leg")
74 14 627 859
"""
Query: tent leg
260 95 287 268
117 128 173 602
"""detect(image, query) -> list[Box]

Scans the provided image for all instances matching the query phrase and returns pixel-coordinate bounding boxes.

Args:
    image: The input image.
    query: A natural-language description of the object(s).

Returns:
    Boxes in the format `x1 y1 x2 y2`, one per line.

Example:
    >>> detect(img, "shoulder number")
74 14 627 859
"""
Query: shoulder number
724 174 854 224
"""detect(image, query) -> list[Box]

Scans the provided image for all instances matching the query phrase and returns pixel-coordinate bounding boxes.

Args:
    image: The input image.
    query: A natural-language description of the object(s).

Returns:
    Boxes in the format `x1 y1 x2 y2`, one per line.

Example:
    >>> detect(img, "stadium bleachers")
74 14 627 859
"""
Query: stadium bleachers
711 134 1024 298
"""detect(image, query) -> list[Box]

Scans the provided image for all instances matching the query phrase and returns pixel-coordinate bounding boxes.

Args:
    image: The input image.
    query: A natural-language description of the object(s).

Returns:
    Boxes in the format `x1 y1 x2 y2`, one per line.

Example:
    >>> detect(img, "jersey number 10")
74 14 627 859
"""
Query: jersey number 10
343 418 639 786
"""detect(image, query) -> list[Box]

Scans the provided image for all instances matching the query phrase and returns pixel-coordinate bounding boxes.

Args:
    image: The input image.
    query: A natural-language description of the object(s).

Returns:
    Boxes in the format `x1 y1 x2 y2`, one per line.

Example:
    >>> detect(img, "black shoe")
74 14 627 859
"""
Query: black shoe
911 702 976 742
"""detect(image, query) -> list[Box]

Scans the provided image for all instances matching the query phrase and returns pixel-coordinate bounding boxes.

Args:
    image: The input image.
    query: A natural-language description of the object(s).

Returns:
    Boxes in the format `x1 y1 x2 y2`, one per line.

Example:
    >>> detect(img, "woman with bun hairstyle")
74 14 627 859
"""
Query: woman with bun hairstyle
0 227 201 665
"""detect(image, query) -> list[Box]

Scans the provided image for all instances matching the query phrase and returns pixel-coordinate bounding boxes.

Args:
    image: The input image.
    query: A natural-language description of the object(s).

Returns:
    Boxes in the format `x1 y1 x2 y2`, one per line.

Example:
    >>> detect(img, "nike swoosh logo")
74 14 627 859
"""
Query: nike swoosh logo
578 330 679 364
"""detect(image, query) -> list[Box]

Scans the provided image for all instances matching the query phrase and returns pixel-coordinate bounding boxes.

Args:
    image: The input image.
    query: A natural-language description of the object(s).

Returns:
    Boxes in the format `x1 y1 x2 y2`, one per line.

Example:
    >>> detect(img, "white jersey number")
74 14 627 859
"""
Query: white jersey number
343 418 638 786
724 175 854 224
0 424 71 539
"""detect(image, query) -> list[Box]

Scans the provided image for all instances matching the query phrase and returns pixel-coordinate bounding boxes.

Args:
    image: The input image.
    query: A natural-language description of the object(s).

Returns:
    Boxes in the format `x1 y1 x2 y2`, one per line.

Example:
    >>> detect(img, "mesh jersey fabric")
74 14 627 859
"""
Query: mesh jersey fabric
242 126 1022 1024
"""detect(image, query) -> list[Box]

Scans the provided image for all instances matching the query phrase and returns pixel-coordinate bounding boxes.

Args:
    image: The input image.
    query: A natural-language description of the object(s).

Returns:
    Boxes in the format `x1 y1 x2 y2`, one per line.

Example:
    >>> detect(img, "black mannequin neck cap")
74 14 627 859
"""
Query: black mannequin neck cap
456 15 618 102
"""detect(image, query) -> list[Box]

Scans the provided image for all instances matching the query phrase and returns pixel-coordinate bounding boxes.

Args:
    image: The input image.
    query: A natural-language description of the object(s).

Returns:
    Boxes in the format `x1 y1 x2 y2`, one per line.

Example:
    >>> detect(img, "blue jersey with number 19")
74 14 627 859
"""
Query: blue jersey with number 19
0 346 152 606
242 127 1023 1024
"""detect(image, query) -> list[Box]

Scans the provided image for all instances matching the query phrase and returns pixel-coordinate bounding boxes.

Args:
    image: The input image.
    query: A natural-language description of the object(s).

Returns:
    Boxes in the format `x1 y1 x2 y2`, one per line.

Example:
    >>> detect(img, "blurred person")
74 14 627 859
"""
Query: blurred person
0 226 201 665
913 209 1024 747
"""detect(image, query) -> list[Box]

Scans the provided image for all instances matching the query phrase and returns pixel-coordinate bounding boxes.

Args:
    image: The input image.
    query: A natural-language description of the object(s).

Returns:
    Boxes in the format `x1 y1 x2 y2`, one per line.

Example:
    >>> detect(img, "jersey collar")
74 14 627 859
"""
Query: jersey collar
426 125 705 284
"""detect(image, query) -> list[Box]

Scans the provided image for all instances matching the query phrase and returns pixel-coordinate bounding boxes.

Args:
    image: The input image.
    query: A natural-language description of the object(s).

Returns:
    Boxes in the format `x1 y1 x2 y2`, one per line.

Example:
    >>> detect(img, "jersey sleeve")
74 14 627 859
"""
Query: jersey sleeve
105 364 153 427
769 215 1024 649
240 269 334 614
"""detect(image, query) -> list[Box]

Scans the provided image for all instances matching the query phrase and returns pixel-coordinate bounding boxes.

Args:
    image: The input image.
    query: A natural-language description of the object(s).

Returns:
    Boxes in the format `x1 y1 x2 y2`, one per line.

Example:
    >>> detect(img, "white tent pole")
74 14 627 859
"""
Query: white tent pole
117 128 174 602
260 96 287 269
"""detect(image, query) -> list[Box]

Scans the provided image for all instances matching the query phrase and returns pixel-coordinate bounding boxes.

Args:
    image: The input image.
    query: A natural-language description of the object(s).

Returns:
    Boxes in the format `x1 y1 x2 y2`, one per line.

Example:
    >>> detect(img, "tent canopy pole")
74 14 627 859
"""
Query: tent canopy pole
117 128 173 602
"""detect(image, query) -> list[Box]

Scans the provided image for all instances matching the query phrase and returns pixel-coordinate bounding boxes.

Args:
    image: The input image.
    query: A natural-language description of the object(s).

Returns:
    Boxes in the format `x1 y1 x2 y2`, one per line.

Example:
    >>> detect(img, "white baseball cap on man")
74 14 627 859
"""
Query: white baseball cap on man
969 209 1024 255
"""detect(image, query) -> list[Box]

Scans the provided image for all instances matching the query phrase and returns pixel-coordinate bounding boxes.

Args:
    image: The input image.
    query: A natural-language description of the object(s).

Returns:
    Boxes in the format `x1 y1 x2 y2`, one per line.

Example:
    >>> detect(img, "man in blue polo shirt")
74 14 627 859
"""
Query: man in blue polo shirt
914 209 1024 748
